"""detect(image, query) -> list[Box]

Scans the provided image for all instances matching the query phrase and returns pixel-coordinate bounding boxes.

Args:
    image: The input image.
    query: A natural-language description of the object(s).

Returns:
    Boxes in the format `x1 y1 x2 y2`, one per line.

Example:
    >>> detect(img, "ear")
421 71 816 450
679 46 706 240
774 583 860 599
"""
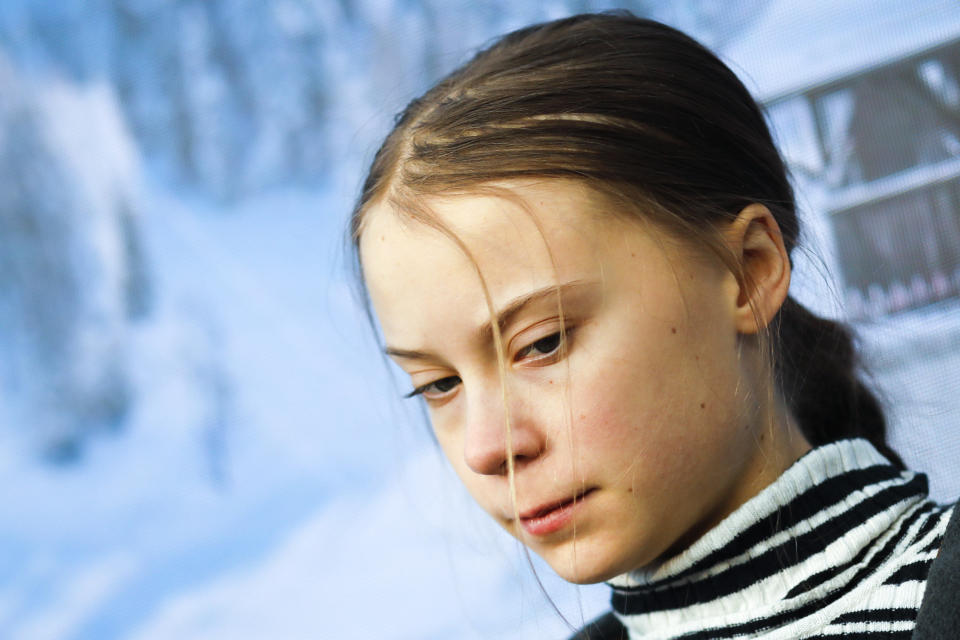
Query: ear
725 204 791 334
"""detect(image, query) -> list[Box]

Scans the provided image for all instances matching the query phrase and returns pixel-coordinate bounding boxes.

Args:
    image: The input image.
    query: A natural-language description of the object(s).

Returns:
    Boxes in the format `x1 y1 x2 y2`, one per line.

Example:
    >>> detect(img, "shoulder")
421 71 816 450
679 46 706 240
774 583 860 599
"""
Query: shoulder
567 612 628 640
913 504 960 639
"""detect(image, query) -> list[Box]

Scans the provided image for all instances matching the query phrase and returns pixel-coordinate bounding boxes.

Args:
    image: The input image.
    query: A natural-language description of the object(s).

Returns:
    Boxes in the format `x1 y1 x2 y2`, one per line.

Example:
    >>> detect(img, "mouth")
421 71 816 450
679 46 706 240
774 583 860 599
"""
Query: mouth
517 488 596 537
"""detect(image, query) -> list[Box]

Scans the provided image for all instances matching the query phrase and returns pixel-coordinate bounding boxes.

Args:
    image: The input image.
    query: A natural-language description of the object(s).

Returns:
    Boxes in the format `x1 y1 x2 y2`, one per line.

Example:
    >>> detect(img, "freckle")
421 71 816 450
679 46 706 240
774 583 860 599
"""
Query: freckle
579 413 586 420
671 327 677 334
548 380 553 385
631 252 636 257
700 402 706 409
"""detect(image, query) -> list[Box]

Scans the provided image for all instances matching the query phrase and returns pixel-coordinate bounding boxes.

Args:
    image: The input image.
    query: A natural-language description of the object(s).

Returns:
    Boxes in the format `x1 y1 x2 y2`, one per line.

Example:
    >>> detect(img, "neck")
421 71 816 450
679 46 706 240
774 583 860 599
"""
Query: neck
665 403 811 564
608 439 942 640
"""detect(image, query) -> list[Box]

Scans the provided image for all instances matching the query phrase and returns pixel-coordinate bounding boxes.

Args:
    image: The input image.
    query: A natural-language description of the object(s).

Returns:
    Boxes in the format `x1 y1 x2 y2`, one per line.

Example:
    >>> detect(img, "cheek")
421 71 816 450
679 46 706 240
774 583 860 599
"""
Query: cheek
428 420 464 473
433 426 465 475
566 325 739 479
565 357 665 473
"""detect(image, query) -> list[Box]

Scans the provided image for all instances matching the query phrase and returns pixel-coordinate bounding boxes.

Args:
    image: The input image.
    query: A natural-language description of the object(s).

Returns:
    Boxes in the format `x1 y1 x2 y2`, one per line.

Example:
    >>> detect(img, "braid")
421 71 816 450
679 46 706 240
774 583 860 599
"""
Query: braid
774 297 903 468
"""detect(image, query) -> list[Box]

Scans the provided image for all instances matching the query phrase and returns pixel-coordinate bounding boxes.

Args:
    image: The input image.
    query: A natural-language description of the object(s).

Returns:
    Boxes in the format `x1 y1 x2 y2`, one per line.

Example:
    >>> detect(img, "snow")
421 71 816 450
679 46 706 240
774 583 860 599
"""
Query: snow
128 450 608 640
0 49 141 458
724 0 960 102
0 170 609 638
13 554 137 640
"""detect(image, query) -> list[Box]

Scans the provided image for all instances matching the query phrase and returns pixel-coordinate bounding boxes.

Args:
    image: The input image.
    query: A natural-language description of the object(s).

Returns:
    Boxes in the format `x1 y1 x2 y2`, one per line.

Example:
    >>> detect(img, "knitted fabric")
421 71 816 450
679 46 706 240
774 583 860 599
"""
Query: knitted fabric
606 439 953 639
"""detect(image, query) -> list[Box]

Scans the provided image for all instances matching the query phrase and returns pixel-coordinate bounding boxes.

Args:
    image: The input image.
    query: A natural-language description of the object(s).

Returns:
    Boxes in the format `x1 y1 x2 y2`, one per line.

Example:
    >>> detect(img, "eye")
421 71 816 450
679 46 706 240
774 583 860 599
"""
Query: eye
405 375 462 400
514 330 568 362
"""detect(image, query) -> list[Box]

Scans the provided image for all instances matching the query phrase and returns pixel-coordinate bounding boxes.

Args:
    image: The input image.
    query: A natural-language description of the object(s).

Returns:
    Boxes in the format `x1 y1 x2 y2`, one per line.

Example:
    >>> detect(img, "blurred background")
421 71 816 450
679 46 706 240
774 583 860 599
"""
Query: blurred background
1 1 959 638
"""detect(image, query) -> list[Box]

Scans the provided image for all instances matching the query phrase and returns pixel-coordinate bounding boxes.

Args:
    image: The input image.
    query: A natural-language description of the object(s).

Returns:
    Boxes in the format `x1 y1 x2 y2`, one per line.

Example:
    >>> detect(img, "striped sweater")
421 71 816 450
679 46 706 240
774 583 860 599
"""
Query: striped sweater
605 439 954 639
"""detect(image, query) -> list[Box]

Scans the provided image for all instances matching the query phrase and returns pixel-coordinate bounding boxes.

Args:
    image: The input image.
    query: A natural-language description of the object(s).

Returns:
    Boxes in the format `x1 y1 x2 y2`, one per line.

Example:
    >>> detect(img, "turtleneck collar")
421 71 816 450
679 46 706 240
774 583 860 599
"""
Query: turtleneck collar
606 439 935 639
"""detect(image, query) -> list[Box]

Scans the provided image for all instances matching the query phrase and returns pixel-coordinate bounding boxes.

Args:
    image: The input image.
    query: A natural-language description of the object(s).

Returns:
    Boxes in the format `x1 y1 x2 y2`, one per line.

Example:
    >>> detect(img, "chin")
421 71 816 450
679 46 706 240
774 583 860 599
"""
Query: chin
536 541 638 585
551 560 626 585
559 569 614 585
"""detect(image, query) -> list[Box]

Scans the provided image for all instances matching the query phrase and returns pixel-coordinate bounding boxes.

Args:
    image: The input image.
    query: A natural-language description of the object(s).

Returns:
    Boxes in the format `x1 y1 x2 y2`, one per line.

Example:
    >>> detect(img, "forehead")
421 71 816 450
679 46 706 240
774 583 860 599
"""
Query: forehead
359 182 619 331
359 180 720 362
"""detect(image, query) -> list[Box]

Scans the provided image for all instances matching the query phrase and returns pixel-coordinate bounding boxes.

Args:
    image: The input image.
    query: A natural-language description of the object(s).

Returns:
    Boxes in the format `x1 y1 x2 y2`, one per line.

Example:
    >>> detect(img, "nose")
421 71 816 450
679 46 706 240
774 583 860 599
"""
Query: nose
462 387 545 476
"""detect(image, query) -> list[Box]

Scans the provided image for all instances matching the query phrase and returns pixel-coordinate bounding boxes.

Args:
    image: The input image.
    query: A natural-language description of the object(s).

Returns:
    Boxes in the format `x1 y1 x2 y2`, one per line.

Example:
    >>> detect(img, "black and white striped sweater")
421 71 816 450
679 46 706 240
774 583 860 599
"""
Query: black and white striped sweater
603 439 954 639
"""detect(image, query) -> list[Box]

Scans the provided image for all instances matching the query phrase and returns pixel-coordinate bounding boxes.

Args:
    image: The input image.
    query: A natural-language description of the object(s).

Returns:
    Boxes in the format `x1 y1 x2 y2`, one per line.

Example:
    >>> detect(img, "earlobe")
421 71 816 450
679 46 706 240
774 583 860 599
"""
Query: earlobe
726 204 791 335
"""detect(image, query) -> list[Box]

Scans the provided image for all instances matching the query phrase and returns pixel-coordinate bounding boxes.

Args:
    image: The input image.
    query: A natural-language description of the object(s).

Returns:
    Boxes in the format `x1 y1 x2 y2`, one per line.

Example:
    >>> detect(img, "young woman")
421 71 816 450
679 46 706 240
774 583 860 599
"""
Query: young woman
350 12 959 639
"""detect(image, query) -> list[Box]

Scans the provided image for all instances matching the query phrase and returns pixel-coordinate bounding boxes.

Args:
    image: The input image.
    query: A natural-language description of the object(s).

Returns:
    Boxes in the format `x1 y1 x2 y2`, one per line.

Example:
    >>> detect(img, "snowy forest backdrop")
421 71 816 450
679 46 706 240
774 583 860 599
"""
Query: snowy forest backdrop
2 1 960 639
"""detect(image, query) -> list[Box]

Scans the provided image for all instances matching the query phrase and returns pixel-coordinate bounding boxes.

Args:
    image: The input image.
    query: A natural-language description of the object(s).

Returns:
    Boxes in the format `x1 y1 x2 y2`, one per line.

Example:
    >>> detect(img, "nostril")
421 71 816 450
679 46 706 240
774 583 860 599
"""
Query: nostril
504 452 540 474
462 400 547 475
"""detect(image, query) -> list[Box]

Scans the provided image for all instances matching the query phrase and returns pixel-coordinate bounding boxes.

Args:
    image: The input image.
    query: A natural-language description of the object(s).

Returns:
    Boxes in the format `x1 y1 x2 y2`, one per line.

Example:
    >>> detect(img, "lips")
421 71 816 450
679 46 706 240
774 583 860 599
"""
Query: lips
517 488 595 536
520 488 590 519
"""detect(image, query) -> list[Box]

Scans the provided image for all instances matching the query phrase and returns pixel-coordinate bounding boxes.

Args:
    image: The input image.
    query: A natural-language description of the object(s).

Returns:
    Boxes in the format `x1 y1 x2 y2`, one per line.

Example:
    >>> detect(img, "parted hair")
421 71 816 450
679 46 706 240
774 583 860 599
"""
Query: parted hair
351 11 903 467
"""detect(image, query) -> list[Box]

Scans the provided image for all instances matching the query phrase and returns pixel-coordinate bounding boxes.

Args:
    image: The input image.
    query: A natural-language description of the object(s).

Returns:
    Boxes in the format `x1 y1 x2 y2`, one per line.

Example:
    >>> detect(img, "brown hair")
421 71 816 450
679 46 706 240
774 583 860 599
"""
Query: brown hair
350 11 903 466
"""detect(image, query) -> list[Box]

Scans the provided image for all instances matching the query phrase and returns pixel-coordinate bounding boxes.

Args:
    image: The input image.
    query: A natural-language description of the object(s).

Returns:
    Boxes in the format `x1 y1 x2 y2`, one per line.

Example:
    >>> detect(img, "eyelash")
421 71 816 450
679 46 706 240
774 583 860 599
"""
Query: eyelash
404 328 573 400
404 376 460 400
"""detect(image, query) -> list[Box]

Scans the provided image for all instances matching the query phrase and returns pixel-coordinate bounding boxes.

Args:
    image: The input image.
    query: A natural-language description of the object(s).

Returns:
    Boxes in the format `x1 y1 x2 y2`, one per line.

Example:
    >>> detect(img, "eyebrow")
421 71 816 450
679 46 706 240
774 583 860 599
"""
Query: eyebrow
384 280 593 361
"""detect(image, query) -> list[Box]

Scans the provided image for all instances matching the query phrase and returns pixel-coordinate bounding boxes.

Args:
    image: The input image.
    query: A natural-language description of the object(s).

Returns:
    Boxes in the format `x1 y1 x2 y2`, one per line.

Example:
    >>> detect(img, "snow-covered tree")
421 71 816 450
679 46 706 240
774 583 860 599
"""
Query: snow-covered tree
0 50 149 460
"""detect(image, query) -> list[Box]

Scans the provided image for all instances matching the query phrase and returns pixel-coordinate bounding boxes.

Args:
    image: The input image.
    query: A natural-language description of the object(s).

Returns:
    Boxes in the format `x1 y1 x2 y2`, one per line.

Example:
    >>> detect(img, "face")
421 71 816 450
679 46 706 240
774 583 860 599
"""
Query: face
360 180 789 584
